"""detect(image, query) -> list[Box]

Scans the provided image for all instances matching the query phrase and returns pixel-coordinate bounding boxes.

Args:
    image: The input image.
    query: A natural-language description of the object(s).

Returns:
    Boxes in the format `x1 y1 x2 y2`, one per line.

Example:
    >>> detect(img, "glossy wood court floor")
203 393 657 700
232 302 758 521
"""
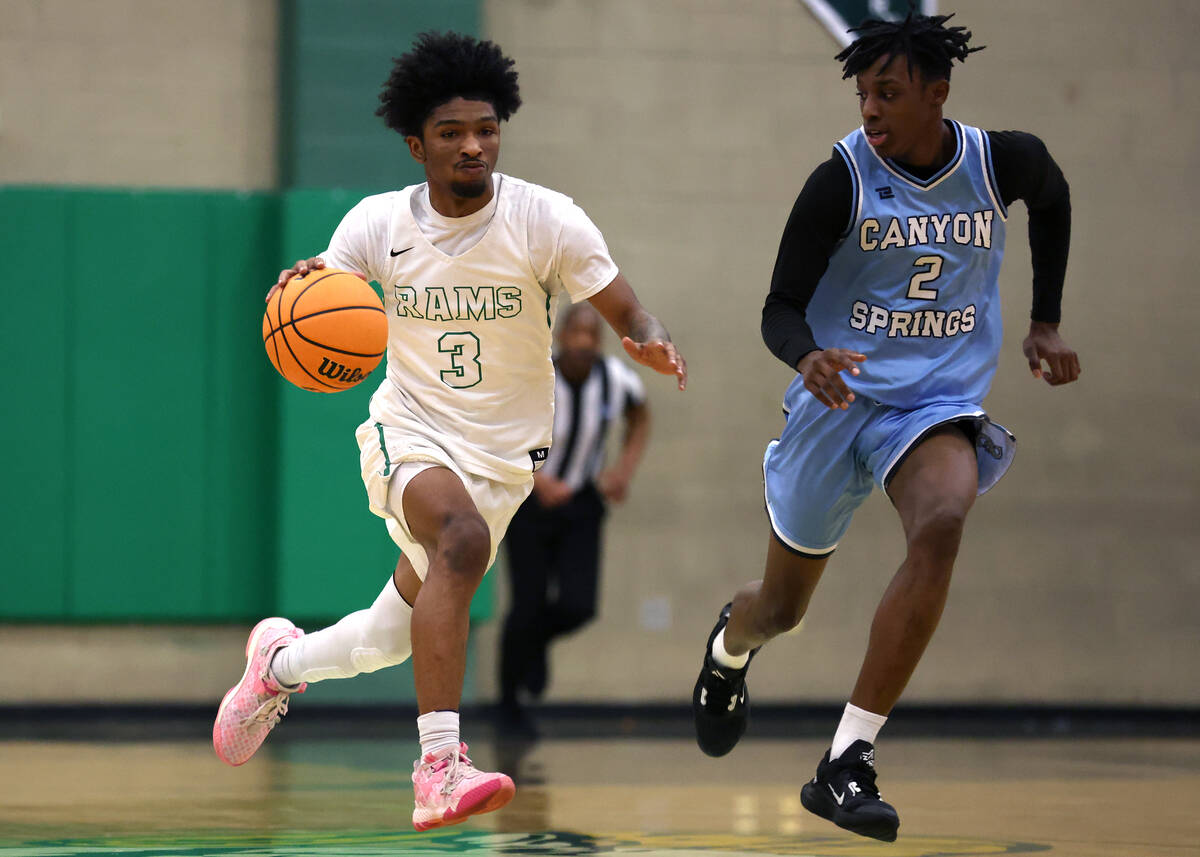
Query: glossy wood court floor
1 722 1197 857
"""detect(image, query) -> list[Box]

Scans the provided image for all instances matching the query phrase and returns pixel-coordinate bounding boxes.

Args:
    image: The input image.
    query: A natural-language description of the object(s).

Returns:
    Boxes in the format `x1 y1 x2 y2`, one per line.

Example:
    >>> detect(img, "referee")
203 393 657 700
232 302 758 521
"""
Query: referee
498 303 650 731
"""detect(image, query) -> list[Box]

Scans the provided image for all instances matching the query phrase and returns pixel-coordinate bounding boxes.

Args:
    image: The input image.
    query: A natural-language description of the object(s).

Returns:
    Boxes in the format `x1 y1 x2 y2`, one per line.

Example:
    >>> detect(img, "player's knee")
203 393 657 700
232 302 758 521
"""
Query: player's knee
436 513 491 578
372 620 414 663
906 504 968 563
349 640 411 674
379 637 413 665
348 612 413 673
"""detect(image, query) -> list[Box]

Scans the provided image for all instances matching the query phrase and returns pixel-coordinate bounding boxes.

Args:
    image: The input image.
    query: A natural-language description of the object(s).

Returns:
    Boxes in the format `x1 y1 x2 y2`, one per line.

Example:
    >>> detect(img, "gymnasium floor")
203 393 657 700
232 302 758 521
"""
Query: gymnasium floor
1 716 1197 857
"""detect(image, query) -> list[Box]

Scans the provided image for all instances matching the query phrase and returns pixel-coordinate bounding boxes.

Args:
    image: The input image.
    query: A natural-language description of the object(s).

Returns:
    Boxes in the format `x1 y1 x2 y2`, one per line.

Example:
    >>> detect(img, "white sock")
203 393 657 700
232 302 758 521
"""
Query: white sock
711 627 750 670
829 702 888 761
270 576 413 687
417 710 461 759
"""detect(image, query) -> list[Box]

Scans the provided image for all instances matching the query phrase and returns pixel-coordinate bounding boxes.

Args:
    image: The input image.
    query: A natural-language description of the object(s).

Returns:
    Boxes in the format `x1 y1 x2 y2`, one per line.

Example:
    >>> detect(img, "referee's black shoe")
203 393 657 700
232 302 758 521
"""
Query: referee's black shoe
799 740 900 842
691 603 759 757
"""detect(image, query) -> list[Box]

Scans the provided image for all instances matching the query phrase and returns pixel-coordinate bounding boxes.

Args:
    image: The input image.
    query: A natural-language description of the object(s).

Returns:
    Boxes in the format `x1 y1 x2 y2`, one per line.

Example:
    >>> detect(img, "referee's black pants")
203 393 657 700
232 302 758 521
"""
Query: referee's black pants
499 482 606 708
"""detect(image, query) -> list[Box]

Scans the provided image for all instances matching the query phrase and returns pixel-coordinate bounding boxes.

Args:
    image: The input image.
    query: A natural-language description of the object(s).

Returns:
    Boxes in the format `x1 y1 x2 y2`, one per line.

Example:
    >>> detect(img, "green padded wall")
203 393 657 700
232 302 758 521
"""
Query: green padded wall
279 0 480 189
2 191 71 617
0 188 280 620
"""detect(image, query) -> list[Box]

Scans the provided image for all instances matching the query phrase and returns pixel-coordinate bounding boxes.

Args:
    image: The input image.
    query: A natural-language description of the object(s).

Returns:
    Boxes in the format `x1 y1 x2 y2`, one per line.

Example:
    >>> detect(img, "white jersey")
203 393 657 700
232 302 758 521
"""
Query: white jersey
322 173 619 484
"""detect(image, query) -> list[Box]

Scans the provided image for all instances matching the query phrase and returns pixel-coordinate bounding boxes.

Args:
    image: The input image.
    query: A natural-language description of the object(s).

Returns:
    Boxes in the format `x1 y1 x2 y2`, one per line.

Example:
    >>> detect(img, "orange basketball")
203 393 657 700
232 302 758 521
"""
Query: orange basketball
262 268 387 392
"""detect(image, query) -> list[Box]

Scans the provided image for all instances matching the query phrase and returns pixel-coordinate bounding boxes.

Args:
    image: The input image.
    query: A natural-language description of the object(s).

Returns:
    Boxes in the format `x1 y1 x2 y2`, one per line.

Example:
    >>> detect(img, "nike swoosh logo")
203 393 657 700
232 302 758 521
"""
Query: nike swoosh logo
390 247 413 257
829 785 845 806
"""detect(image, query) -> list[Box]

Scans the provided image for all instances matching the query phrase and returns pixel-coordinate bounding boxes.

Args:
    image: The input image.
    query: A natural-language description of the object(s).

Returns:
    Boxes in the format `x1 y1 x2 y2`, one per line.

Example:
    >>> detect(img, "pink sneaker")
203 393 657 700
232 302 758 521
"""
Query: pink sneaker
411 742 515 831
212 617 306 766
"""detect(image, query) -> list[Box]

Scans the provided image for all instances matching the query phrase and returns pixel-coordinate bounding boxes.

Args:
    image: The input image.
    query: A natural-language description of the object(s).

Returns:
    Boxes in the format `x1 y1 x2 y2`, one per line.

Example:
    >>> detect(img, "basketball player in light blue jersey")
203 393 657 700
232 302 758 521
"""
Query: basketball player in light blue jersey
691 10 1080 843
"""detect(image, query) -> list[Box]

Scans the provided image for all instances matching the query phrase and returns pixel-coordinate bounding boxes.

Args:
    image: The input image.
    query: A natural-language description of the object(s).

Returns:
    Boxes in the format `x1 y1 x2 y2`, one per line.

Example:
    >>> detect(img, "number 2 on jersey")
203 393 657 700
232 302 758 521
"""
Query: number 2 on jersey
438 332 482 388
907 254 944 300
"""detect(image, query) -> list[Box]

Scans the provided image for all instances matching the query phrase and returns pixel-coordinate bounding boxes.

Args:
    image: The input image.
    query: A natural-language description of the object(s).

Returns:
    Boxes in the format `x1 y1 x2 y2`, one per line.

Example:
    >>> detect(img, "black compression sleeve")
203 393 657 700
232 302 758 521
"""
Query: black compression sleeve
988 130 1071 323
761 156 852 369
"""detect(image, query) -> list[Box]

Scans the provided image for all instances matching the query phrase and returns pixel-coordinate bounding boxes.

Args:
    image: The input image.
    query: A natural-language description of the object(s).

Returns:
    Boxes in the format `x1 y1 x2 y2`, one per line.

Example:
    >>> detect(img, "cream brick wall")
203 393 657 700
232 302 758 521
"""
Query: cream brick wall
479 0 1200 705
0 0 277 188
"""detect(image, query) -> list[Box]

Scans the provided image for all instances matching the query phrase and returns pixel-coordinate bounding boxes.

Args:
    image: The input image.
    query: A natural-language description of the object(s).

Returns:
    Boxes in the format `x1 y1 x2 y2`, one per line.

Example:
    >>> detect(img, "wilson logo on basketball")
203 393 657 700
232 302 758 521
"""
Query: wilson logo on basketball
317 358 366 385
262 268 387 393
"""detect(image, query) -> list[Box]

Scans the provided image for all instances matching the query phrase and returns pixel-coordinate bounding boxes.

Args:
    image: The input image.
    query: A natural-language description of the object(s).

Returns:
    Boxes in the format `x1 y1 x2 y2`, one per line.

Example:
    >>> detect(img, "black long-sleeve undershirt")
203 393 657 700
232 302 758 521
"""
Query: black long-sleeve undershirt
761 129 1072 370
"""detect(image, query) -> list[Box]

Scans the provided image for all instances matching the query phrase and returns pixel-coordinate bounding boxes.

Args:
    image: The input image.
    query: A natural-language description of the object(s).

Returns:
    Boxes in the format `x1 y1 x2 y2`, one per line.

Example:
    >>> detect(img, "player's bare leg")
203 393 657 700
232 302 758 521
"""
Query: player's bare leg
693 536 827 756
402 467 490 713
724 537 829 655
850 425 977 714
801 425 976 841
399 466 515 830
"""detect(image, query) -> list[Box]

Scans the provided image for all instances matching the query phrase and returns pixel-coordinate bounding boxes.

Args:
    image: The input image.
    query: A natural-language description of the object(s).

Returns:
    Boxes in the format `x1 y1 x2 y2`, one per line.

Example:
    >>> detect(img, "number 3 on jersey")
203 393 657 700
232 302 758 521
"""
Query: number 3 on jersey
438 332 482 388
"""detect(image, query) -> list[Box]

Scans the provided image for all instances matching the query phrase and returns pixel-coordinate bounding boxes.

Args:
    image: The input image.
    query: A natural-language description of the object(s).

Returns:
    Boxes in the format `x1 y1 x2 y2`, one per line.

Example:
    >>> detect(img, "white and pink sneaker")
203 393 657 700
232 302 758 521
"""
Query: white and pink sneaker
212 617 306 766
411 742 515 831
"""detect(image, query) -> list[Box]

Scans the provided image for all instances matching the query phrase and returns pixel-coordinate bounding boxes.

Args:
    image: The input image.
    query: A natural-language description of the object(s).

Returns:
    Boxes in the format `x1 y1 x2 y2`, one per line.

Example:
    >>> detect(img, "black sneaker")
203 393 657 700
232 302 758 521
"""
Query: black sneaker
692 603 759 757
799 740 900 842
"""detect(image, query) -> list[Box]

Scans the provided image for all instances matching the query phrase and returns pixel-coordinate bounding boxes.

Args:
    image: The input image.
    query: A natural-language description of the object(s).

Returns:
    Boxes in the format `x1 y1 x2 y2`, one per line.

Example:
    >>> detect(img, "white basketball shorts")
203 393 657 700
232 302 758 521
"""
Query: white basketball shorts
355 418 533 580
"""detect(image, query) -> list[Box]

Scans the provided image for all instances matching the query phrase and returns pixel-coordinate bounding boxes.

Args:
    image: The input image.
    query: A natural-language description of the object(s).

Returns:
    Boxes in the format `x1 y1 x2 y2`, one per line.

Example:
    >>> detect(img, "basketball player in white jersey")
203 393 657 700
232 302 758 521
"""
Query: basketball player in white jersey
212 31 687 831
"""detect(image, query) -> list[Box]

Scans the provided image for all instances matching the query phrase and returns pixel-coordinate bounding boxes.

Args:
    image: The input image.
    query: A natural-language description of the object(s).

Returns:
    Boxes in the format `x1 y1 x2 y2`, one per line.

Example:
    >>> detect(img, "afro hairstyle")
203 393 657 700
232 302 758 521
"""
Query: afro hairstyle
377 31 521 138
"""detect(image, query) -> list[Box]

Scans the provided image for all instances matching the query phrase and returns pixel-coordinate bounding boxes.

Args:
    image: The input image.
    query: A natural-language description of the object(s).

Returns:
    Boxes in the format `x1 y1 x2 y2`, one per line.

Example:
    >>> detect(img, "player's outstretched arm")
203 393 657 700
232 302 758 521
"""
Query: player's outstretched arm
589 274 687 391
796 348 867 411
1022 321 1081 386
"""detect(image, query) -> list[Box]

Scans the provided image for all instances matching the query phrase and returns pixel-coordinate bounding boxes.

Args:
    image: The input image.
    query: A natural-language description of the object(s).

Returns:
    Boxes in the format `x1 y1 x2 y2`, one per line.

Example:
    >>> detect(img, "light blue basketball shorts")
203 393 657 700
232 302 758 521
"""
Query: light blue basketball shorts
763 394 1016 558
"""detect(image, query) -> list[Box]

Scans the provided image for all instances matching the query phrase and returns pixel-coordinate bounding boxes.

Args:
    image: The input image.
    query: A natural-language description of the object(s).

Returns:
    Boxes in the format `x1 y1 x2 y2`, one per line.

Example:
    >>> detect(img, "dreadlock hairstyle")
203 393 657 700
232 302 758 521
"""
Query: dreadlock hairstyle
376 31 521 138
835 8 983 82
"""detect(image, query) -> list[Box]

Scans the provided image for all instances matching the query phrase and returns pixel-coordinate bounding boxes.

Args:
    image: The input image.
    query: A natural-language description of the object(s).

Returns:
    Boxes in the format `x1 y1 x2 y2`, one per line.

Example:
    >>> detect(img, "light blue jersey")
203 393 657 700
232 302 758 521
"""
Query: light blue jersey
790 120 1008 410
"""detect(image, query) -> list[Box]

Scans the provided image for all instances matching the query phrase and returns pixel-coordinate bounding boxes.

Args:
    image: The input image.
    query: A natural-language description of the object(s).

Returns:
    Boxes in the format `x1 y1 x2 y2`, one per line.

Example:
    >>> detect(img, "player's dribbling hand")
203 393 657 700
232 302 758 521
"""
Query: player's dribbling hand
1022 321 1081 387
797 348 867 410
266 257 325 303
265 258 369 303
621 338 687 391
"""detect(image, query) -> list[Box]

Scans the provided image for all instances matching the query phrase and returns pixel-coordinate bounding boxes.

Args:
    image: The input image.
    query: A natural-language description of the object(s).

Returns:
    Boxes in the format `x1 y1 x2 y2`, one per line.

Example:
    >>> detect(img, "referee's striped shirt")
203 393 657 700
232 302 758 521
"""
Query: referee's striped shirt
543 355 646 493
